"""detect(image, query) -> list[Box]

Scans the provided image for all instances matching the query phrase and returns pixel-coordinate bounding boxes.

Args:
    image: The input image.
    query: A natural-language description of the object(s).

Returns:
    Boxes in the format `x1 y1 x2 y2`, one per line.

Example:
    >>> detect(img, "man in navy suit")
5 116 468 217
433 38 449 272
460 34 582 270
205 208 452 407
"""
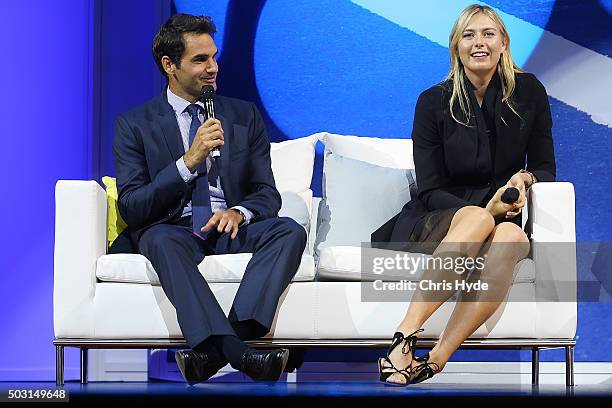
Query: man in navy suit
113 13 306 383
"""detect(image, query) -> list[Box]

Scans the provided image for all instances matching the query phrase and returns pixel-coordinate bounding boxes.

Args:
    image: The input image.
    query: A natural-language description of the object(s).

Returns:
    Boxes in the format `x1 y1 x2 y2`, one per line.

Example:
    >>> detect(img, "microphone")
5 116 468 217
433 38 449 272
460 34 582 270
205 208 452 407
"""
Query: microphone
500 187 520 204
198 85 220 158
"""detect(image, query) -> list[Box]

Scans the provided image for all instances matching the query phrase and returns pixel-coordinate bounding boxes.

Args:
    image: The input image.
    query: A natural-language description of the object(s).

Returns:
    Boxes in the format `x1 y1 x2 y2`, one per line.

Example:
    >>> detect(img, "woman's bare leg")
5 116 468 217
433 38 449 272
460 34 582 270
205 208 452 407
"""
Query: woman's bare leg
425 222 530 373
384 206 494 384
396 207 495 334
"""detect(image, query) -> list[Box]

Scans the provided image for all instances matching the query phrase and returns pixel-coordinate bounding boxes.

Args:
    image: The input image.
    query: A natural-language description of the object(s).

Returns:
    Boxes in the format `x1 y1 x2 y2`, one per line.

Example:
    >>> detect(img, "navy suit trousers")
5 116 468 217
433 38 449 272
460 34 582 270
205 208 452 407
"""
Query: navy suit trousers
138 216 307 349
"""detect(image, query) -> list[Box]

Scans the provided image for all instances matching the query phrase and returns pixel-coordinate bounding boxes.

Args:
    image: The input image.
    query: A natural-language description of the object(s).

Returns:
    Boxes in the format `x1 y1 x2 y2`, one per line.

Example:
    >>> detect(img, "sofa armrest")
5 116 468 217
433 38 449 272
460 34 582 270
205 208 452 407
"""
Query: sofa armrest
528 182 577 282
528 182 576 244
53 180 106 337
528 182 577 338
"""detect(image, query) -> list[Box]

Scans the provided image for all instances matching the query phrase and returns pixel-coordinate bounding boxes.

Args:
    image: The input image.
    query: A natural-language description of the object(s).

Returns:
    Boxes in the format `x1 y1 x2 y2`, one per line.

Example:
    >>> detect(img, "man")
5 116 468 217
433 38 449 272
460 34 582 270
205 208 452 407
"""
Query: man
113 13 306 383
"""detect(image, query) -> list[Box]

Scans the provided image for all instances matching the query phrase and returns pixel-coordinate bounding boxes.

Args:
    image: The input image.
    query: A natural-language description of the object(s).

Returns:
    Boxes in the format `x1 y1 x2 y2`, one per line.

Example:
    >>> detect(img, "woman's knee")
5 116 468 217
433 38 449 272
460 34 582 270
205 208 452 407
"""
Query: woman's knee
454 206 495 232
490 222 530 259
492 222 529 244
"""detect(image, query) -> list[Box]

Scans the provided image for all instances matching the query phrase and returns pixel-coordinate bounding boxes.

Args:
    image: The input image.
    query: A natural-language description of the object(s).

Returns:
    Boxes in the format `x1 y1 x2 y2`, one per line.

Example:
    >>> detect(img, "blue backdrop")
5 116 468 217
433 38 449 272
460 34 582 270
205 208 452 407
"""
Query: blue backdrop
0 0 170 381
1 0 610 380
0 1 93 381
172 0 612 364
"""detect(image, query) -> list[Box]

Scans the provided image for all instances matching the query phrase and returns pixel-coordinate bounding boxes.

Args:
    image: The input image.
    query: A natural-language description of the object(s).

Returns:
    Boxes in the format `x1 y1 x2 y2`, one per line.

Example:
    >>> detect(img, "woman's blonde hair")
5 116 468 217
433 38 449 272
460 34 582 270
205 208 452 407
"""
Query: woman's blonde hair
446 4 522 125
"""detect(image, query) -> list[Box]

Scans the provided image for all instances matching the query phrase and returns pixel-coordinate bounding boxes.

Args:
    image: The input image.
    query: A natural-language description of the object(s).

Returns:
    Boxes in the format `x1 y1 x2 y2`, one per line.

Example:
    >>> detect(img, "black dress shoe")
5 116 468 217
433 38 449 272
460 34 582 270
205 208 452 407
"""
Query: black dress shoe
284 348 306 373
241 348 289 381
175 349 227 385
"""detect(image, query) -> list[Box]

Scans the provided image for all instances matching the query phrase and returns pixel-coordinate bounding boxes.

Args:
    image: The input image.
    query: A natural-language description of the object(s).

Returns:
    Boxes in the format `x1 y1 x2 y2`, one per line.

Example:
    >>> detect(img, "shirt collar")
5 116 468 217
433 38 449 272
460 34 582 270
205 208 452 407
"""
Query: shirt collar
166 87 205 114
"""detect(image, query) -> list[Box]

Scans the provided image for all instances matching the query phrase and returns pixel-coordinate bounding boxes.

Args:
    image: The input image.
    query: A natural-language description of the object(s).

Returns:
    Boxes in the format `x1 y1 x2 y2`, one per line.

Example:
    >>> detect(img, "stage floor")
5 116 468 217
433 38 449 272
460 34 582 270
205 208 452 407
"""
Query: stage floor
1 381 611 404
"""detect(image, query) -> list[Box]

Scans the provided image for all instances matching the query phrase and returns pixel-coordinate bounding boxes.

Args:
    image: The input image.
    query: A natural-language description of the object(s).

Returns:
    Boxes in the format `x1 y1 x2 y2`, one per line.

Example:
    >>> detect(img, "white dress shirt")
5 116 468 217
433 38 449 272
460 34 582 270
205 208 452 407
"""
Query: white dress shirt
167 87 253 225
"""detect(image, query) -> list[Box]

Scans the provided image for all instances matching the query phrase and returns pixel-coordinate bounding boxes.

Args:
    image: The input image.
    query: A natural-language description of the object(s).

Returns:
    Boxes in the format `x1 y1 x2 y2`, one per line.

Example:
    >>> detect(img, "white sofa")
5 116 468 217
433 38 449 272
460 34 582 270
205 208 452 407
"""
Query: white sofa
53 133 577 386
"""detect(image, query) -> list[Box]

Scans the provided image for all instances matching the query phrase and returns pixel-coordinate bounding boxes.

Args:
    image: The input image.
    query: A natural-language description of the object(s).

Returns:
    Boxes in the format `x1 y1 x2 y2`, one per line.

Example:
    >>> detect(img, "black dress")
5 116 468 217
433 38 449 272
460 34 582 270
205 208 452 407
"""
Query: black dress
372 71 556 254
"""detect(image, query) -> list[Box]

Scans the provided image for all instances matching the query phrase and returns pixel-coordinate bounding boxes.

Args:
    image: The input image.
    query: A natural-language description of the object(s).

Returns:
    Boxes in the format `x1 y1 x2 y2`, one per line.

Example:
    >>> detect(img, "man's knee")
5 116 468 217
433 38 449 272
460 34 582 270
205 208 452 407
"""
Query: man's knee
139 224 189 255
276 217 307 244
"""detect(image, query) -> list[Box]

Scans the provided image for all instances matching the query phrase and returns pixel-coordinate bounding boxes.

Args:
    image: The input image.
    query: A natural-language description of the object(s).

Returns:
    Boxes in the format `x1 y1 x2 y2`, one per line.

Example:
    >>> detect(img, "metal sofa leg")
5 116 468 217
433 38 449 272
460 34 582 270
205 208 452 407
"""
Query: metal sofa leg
565 346 575 387
56 345 64 387
531 348 539 386
80 348 88 384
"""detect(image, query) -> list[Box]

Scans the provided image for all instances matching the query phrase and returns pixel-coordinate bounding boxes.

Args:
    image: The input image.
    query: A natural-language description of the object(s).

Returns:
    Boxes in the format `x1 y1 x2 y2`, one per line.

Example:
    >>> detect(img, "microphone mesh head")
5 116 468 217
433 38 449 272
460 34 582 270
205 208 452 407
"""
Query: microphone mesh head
501 187 520 204
199 85 215 101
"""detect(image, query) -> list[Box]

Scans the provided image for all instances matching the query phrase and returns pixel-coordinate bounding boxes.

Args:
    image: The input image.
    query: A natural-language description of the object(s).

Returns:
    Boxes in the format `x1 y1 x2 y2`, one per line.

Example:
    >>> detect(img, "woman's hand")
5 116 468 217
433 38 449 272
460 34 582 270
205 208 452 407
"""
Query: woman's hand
486 172 529 219
485 186 515 218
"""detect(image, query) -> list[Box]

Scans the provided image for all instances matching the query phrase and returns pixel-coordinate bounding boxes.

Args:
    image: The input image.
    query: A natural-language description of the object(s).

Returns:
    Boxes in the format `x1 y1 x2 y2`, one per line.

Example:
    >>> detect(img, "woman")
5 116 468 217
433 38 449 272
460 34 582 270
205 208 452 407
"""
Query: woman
372 4 555 385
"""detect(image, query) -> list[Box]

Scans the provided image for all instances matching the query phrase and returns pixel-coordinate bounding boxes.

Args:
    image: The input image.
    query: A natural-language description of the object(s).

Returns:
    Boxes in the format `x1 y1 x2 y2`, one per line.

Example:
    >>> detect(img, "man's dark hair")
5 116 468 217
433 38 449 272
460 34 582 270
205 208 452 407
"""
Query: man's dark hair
152 13 216 78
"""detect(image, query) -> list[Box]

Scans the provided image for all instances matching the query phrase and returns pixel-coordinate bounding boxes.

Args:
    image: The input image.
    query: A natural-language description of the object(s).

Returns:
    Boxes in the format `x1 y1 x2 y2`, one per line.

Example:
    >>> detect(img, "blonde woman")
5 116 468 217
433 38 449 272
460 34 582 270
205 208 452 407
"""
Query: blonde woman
372 4 555 385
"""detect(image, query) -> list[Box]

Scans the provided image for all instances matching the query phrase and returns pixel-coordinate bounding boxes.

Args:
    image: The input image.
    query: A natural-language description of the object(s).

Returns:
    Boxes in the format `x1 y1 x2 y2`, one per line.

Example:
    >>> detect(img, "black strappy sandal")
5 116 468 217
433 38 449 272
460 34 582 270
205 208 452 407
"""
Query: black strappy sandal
409 352 440 384
378 329 424 386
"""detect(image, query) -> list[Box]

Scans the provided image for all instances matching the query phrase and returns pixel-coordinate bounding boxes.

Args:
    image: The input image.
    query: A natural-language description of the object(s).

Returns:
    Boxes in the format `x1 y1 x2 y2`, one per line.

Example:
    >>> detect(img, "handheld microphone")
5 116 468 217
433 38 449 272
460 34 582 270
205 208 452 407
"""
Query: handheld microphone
198 85 220 158
500 187 520 204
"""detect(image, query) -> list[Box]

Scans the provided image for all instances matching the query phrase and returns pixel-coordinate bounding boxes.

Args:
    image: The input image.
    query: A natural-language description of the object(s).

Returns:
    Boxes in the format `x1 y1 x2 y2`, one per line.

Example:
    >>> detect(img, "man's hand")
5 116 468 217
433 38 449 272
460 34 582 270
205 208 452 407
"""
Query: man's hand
201 209 244 239
184 118 224 172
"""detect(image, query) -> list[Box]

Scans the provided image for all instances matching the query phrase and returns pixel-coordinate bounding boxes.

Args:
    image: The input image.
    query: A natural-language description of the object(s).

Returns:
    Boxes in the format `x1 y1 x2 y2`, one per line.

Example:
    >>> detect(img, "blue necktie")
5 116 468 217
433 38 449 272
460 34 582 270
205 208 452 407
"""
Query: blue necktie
186 104 212 239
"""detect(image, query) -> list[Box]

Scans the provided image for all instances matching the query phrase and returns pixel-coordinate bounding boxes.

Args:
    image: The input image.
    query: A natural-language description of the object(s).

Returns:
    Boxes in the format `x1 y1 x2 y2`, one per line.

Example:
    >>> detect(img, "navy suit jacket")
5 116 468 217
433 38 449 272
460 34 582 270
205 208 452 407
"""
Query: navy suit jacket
112 91 281 249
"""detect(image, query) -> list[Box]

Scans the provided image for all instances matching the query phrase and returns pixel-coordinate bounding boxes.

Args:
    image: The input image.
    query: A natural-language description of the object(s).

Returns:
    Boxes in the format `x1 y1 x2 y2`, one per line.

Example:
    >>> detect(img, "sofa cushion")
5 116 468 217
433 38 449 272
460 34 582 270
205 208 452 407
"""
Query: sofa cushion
270 134 318 194
318 132 414 169
316 246 536 283
279 190 312 253
314 151 416 256
101 176 127 247
96 253 316 284
270 135 318 252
